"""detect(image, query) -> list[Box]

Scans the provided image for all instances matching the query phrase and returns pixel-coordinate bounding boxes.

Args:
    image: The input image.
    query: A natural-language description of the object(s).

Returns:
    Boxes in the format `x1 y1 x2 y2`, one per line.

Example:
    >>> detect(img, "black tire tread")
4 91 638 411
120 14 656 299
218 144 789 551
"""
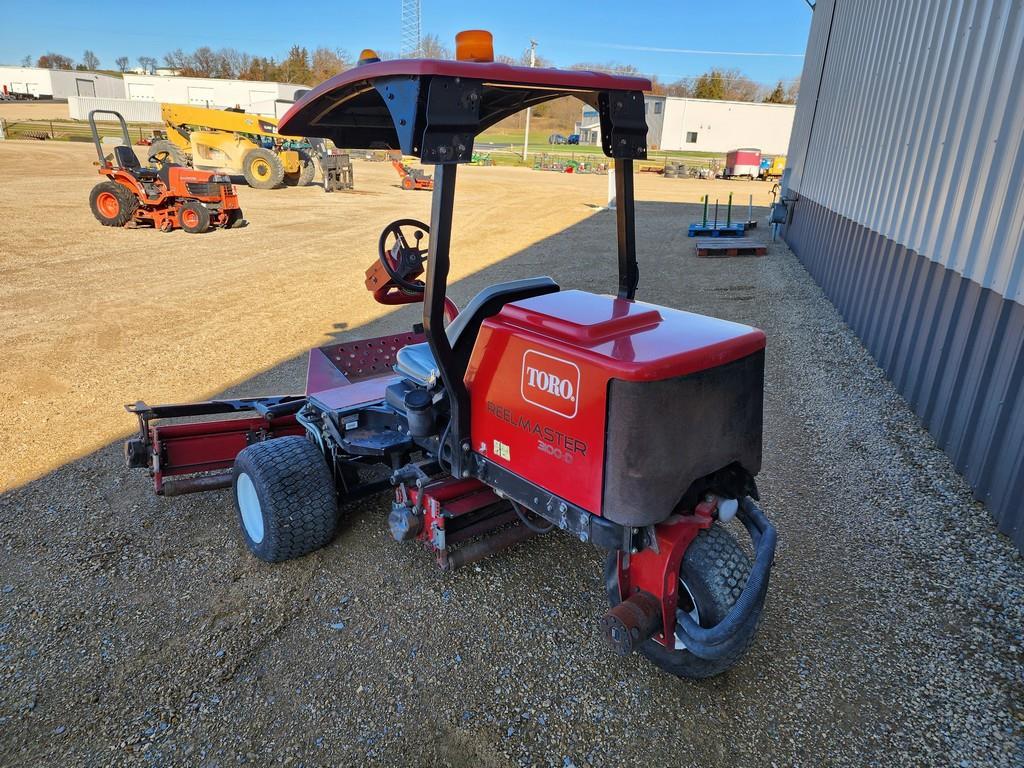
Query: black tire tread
233 436 337 563
147 139 186 166
242 147 285 189
179 200 211 234
605 522 758 679
285 150 316 186
89 181 138 227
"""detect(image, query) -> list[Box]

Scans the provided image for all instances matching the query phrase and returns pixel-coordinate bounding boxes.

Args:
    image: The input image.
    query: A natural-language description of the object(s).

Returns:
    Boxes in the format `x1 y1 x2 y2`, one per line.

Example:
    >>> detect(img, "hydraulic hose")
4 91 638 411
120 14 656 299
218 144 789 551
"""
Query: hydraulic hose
673 498 777 660
510 499 555 534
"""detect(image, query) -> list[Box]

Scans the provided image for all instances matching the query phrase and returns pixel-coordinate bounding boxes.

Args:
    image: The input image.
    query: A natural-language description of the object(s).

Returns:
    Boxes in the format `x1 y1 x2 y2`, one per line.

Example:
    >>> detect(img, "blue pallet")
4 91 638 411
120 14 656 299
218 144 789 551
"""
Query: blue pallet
687 223 746 237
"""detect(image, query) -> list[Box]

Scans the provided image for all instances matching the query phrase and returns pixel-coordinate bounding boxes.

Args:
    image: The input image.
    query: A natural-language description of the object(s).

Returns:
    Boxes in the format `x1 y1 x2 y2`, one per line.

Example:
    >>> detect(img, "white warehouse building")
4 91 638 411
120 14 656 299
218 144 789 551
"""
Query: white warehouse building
579 95 795 154
0 67 125 99
122 73 308 116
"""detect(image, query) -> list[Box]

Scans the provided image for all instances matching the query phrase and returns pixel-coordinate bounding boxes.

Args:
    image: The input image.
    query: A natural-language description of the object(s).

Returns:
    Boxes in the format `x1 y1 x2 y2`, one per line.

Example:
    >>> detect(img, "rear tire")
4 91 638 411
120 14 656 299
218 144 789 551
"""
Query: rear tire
232 436 338 563
242 147 285 189
178 200 211 234
89 181 138 227
401 176 415 190
284 150 316 186
147 139 186 166
605 523 759 679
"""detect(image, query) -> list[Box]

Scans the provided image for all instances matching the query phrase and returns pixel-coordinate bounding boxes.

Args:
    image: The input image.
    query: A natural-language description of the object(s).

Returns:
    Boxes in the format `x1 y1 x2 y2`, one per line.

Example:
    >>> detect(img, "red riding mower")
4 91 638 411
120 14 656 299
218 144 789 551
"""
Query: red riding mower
123 46 777 679
88 110 245 233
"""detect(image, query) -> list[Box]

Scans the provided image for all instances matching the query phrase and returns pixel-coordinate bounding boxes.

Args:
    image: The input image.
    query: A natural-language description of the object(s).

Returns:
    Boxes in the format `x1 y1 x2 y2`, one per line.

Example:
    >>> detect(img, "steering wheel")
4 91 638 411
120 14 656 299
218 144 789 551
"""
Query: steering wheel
377 219 430 293
148 149 172 166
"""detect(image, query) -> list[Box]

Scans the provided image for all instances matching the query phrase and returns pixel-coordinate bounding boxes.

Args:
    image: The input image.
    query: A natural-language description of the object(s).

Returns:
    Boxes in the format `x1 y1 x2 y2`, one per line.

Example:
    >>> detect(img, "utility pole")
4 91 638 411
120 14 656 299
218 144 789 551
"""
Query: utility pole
522 40 537 162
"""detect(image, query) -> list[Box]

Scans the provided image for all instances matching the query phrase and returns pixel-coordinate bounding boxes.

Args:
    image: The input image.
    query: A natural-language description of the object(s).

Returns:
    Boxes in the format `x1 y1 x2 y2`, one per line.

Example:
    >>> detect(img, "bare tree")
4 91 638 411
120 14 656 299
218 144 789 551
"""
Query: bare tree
115 56 130 72
163 49 186 72
420 34 451 60
785 77 801 103
311 48 350 83
137 56 158 74
520 47 551 68
82 50 100 70
221 49 252 79
20 54 32 67
37 53 74 70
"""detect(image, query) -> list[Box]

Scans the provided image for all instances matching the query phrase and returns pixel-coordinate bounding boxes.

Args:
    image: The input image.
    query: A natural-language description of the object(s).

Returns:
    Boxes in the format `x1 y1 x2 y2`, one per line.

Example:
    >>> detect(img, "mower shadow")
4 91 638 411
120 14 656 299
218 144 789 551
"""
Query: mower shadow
1 199 798 765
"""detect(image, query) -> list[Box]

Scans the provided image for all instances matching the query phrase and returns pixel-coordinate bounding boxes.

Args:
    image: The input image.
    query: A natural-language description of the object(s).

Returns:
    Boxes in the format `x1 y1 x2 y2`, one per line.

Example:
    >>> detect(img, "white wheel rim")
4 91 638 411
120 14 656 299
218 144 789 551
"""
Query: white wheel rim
673 579 702 651
236 472 264 544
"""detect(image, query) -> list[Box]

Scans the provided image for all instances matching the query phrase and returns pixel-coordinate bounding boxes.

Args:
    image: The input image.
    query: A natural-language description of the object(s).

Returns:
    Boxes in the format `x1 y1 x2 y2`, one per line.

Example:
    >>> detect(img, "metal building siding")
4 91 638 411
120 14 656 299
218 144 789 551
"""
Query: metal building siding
783 0 833 191
787 0 1024 303
68 96 161 123
785 200 1024 549
783 0 1024 550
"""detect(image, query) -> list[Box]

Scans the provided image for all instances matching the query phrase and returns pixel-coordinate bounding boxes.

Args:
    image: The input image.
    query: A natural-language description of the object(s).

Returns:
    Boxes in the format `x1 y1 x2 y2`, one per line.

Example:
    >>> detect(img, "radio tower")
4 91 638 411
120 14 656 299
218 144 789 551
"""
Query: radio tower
401 0 422 58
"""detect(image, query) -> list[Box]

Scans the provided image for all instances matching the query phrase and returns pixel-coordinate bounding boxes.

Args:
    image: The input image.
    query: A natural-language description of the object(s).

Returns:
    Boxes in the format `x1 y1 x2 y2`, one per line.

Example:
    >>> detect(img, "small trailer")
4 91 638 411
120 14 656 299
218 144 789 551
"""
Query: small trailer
723 148 762 179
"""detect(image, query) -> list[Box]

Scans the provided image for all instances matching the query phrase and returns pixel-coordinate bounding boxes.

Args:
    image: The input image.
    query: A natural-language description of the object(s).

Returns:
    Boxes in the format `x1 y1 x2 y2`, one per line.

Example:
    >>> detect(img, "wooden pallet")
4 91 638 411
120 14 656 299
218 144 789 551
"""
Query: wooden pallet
695 237 767 258
688 223 745 237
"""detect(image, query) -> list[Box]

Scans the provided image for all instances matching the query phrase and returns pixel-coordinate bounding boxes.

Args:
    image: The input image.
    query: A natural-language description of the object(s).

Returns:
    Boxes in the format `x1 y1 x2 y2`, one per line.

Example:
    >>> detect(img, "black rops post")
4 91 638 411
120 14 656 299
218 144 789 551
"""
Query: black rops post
422 82 647 477
370 75 648 478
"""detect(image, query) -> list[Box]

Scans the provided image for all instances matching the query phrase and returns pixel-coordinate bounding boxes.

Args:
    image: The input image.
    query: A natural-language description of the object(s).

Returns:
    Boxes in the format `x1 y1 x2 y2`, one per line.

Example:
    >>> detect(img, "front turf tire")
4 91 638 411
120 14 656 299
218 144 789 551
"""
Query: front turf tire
178 200 211 234
232 436 338 563
605 523 760 679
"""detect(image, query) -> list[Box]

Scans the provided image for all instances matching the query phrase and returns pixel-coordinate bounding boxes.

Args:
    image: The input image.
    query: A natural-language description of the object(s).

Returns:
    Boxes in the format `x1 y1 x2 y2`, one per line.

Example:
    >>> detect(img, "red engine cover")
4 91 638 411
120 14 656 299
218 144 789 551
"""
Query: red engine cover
464 290 765 514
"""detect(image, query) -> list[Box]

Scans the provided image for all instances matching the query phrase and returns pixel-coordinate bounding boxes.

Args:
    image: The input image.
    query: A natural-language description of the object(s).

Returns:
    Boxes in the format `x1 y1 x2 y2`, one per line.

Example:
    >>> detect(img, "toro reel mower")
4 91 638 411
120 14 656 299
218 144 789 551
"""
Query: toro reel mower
122 38 777 679
87 110 246 233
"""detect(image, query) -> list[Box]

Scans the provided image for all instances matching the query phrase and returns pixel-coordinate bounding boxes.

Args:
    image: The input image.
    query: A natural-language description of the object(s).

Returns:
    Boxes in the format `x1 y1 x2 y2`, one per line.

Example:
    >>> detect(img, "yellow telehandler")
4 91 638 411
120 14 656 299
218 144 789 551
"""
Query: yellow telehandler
149 104 315 189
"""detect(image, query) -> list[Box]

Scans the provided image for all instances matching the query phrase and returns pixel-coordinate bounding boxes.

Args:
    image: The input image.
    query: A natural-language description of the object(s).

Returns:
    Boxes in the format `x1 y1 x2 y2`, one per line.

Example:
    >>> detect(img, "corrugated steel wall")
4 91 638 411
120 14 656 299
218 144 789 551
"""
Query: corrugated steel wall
787 0 1024 303
68 97 162 124
783 0 1024 551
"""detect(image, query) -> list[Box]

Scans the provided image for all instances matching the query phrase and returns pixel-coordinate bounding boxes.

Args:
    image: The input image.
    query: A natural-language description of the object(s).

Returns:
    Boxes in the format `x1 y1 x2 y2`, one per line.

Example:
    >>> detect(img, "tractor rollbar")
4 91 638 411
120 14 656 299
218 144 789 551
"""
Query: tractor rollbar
88 110 132 165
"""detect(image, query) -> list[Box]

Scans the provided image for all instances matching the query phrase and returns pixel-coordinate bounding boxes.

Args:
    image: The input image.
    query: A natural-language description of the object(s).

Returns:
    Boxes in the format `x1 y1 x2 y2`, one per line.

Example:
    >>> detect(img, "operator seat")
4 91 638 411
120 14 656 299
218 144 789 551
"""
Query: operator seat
113 145 159 182
395 277 559 387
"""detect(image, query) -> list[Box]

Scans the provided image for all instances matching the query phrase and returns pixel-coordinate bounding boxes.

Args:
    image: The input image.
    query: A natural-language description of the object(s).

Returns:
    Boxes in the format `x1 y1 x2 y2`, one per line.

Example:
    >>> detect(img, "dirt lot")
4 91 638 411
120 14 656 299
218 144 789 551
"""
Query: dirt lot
0 141 1021 767
0 101 71 121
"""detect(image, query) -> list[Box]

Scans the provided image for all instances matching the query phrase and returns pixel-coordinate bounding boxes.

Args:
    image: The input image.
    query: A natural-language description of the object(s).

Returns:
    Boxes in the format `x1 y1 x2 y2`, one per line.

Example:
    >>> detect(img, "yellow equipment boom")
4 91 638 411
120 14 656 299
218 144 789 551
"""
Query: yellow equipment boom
150 104 314 189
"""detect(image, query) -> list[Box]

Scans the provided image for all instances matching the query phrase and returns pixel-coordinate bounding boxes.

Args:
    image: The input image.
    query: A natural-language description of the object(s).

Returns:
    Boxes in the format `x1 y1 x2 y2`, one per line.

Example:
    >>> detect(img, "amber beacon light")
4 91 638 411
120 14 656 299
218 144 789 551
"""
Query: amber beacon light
455 30 494 62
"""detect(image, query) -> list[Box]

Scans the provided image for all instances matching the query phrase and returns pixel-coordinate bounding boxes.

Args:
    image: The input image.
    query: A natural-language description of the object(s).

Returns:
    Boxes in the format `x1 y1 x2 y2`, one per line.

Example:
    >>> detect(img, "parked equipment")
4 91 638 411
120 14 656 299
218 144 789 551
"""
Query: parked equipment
308 137 354 192
122 44 777 680
149 104 314 190
392 158 433 190
723 147 762 179
87 110 244 233
759 155 786 181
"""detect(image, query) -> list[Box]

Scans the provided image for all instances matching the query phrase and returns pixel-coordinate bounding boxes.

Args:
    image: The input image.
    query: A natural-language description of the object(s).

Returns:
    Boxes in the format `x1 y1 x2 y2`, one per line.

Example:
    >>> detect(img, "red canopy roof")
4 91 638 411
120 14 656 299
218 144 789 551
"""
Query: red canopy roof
278 58 651 154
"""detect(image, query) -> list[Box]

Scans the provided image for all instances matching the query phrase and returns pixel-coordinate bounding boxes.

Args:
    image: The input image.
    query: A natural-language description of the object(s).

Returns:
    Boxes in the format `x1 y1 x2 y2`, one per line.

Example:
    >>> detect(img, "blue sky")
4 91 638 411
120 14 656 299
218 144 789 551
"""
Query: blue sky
0 1 812 86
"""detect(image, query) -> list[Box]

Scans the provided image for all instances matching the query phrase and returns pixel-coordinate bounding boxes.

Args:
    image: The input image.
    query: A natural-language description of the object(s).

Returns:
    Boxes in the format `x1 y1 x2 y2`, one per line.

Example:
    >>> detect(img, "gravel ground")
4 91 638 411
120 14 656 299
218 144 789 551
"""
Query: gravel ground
1 183 1022 766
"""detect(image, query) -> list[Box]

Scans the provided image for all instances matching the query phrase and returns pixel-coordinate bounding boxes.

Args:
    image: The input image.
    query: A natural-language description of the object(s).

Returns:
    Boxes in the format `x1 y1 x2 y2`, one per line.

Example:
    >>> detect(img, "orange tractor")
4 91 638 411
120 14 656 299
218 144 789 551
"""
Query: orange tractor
87 110 246 233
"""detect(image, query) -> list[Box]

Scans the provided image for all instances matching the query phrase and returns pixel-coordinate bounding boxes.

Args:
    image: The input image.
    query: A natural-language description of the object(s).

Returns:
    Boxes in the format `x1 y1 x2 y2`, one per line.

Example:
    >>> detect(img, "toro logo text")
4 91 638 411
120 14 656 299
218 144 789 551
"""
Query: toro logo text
520 350 580 419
